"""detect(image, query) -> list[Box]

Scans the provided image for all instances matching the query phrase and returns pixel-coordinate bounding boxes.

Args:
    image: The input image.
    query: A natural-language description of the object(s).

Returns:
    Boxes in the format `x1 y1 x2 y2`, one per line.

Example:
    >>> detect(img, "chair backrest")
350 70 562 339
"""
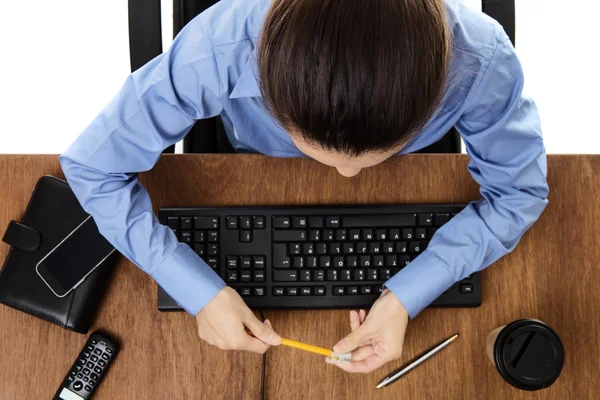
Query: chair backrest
128 0 515 154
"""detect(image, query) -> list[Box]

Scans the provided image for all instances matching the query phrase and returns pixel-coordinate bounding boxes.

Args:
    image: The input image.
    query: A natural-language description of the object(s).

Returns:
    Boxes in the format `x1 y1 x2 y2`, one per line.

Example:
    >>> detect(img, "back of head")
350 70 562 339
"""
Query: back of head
258 0 450 156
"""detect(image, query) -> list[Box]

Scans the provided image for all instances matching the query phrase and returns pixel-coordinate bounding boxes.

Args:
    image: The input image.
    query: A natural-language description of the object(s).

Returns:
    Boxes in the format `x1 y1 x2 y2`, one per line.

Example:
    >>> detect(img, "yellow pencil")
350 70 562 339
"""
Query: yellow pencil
246 330 351 362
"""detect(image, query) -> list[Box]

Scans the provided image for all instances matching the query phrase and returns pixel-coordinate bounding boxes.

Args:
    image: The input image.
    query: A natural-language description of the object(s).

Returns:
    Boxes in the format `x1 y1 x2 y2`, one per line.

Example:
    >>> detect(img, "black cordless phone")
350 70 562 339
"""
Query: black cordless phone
53 331 119 400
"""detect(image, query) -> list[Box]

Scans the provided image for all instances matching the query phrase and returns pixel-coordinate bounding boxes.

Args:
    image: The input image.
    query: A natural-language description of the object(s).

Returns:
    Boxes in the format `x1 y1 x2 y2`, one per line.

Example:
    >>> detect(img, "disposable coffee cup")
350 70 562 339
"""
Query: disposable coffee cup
486 319 564 390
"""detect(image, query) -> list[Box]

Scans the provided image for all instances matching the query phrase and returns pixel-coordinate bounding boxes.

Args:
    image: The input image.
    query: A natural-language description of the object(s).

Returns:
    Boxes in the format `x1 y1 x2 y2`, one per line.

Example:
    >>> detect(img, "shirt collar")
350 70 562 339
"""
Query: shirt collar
229 47 262 99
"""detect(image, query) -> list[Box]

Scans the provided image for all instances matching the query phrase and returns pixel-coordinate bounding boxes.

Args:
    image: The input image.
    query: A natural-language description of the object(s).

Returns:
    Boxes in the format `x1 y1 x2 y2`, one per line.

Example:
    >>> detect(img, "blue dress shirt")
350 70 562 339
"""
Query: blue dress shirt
60 0 548 318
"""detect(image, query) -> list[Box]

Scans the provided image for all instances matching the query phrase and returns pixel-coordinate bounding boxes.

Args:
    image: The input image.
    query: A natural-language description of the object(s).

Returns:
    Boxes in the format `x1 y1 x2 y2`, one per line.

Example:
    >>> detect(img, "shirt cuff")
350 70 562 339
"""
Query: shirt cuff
151 243 226 316
383 250 455 319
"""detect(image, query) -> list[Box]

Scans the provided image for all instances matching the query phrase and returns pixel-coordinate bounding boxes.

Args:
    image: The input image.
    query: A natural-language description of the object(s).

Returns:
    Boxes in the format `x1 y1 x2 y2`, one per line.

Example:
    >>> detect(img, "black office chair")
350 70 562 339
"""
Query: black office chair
128 0 515 155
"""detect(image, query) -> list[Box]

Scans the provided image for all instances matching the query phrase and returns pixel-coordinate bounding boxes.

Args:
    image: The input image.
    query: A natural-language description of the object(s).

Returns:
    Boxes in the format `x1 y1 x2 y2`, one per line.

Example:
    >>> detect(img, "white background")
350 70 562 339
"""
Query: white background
0 0 598 154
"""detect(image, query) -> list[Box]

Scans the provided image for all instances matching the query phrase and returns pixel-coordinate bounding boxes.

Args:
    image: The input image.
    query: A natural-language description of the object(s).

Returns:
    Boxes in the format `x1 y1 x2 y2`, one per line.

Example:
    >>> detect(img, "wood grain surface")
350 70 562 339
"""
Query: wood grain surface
0 154 599 399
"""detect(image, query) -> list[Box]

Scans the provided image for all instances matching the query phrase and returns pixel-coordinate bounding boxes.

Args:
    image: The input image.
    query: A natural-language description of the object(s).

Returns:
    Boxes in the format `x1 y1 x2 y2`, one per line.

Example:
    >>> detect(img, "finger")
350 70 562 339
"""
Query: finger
333 325 368 354
350 345 375 362
349 311 361 332
334 354 387 374
239 334 271 354
244 311 281 345
359 309 367 324
264 319 273 329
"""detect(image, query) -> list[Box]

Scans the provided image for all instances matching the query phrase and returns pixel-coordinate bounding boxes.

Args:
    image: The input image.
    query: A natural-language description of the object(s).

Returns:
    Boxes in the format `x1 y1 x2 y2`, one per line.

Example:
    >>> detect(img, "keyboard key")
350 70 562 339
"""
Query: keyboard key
314 286 326 295
309 230 321 241
316 243 328 254
434 213 450 226
314 270 325 281
359 256 371 267
252 287 265 296
396 241 407 253
273 244 290 268
335 229 347 241
94 366 103 374
353 269 365 281
226 216 238 229
294 257 304 268
367 268 378 280
273 270 298 282
208 231 219 242
348 286 359 295
327 270 339 281
253 270 265 282
416 228 427 240
240 230 252 242
83 351 90 358
360 286 373 295
373 255 384 267
75 365 82 371
343 214 416 227
333 286 345 295
180 231 192 243
273 230 306 242
240 271 251 282
309 216 323 228
460 283 474 294
323 230 334 241
181 217 192 230
301 287 312 295
98 360 106 367
418 214 433 226
101 353 109 360
362 229 374 240
90 372 98 381
241 288 251 297
376 229 387 240
273 216 290 228
385 255 398 267
194 231 205 243
289 243 301 255
286 287 298 296
400 254 411 266
349 229 361 240
333 256 344 268
428 227 439 237
91 355 98 362
195 217 219 229
303 243 314 255
369 242 381 254
343 243 354 254
167 217 179 229
319 256 331 268
379 268 392 279
85 385 92 391
226 270 238 282
240 256 252 269
356 242 368 254
227 257 239 269
253 256 265 268
422 240 430 250
93 349 102 356
293 216 307 228
207 258 218 270
194 244 205 256
341 269 352 281
273 287 284 296
326 217 340 227
383 242 394 253
389 229 400 240
306 256 317 268
253 216 265 229
236 217 250 229
330 243 341 254
392 267 402 275
375 286 384 294
409 241 421 253
402 228 414 240
208 244 218 256
346 255 358 267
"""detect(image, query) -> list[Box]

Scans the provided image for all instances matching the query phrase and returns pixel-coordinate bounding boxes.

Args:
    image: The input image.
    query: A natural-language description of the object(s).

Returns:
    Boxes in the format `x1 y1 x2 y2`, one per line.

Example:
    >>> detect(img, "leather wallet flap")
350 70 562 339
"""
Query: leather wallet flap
2 221 41 252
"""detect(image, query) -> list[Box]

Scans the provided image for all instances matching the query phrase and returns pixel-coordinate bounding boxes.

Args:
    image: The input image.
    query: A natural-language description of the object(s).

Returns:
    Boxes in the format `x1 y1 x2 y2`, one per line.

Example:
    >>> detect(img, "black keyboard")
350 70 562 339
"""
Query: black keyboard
158 205 481 311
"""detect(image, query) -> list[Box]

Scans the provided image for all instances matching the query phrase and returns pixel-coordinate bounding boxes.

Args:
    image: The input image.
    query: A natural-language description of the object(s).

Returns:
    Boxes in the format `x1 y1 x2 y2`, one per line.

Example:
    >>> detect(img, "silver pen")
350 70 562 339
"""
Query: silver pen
376 333 459 389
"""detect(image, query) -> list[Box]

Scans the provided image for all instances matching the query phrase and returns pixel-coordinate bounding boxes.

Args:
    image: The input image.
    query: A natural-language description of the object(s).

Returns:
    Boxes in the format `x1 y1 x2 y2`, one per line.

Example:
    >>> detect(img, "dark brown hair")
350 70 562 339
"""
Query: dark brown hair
258 0 450 156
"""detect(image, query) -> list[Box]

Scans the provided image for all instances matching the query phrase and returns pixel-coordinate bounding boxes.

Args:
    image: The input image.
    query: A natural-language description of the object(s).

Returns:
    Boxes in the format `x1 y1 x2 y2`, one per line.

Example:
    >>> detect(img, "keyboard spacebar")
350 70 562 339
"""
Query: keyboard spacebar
342 214 416 227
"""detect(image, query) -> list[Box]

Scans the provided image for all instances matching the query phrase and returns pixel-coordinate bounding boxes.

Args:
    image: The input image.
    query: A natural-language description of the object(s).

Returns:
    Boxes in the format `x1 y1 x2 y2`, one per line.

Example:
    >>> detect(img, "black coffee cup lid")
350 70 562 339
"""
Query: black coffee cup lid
494 319 564 390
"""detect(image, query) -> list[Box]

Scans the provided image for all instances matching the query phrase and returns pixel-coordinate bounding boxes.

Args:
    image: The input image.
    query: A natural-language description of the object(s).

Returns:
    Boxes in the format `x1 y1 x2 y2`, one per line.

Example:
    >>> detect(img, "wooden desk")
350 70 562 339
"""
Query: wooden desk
1 155 599 399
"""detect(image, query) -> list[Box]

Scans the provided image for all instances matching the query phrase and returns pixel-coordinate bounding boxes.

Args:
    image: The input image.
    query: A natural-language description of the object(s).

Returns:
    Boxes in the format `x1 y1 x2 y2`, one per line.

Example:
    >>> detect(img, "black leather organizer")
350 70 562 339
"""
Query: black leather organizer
0 176 117 333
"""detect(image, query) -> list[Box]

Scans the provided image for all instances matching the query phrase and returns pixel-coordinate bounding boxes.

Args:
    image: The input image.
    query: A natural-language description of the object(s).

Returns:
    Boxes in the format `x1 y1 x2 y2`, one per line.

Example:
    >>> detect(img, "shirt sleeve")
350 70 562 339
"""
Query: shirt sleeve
384 29 549 319
59 12 226 316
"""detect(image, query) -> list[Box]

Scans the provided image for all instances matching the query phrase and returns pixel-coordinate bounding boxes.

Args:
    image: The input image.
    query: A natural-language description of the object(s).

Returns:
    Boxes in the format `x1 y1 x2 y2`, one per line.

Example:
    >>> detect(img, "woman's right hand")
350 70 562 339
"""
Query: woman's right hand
195 287 281 353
